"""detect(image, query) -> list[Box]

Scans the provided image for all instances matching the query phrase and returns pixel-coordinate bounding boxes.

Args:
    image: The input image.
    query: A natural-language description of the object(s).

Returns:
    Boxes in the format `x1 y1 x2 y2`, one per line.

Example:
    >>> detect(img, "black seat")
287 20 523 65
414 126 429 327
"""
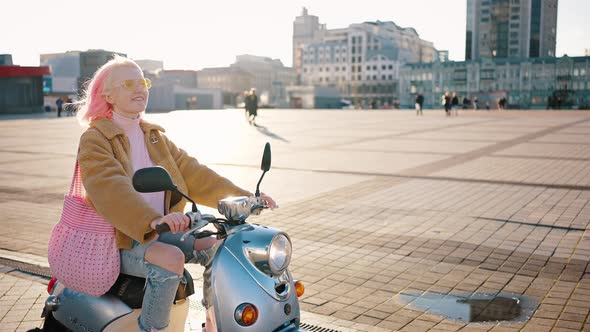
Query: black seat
107 269 195 309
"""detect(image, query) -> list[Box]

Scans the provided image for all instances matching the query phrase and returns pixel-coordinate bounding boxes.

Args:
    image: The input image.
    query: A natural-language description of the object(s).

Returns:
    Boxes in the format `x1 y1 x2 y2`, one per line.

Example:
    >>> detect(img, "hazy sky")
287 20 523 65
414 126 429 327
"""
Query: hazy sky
3 0 588 70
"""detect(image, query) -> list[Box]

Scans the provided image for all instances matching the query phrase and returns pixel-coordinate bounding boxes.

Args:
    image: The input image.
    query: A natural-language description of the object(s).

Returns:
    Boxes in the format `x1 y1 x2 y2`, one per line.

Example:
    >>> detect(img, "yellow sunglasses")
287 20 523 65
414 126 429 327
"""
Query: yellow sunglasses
115 78 152 90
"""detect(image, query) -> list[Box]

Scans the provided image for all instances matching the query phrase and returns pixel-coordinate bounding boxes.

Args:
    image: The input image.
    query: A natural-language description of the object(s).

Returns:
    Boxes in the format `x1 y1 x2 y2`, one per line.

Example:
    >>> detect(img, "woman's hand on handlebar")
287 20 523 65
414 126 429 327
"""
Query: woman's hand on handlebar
259 192 278 210
150 212 190 233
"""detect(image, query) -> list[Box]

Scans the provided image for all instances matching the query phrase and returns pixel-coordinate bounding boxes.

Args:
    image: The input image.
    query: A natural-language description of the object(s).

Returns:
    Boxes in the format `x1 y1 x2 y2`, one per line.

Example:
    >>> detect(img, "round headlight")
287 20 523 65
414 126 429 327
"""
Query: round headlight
269 233 292 275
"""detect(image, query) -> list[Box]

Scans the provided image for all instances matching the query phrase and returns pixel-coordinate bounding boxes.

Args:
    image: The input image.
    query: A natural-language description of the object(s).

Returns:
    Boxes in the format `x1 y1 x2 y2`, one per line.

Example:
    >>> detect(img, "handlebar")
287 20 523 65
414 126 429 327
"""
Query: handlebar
155 223 171 234
155 211 200 235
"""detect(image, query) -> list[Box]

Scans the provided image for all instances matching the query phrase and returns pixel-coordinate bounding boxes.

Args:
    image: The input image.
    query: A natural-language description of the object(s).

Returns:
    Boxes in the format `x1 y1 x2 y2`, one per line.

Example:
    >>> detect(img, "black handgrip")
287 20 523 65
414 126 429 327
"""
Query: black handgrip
155 223 171 234
195 230 217 239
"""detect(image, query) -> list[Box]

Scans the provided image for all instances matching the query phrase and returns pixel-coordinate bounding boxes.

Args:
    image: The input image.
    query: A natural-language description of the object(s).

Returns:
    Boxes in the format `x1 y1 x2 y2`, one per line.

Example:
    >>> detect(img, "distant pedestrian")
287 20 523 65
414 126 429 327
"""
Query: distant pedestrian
443 92 451 117
66 97 74 116
56 98 64 117
245 88 258 125
473 97 479 110
370 99 377 109
451 92 459 116
415 93 424 116
462 96 469 110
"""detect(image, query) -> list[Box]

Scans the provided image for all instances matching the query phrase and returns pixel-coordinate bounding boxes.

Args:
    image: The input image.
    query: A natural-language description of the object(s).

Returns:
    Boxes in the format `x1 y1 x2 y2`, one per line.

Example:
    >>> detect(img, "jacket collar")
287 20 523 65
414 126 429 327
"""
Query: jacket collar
90 117 165 139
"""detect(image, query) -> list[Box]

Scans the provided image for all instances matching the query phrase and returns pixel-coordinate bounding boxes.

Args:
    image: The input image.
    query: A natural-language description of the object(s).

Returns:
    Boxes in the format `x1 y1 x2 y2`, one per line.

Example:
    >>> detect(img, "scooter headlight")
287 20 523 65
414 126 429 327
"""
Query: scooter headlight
269 233 292 275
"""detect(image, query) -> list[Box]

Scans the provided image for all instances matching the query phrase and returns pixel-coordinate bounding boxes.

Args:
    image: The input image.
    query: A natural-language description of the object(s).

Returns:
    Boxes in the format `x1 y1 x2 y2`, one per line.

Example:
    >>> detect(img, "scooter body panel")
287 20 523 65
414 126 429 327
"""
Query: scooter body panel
49 281 189 332
52 288 133 332
211 225 301 331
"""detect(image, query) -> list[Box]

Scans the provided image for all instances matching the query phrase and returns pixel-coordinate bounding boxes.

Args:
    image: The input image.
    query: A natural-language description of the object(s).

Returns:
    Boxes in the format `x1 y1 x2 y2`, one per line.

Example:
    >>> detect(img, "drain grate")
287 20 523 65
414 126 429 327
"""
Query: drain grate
300 323 341 332
0 257 51 279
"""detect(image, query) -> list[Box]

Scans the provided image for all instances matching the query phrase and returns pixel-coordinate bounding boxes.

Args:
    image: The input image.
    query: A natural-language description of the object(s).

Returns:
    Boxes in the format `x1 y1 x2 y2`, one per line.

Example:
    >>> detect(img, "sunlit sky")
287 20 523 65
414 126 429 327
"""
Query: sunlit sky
3 0 588 70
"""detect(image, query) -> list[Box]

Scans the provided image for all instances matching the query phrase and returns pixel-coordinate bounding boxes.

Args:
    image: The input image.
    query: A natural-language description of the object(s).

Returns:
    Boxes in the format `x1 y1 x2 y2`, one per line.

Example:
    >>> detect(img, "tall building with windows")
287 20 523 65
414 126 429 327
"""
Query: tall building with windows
295 10 438 107
466 0 558 60
293 7 323 80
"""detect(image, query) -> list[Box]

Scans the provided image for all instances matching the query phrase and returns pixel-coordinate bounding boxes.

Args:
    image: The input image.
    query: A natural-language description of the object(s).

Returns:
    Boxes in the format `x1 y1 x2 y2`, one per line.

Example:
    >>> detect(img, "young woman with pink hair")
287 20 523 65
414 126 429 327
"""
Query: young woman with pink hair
71 55 277 332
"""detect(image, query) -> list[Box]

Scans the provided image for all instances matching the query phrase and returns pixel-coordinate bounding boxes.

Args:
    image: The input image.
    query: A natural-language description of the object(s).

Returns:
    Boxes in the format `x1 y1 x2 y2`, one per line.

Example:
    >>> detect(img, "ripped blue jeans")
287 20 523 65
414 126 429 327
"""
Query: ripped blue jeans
120 232 213 332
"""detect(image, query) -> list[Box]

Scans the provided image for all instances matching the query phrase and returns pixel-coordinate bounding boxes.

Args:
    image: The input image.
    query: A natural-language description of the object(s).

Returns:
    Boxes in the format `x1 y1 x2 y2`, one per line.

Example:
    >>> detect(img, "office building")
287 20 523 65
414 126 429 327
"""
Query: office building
294 9 438 107
400 55 590 109
466 0 558 60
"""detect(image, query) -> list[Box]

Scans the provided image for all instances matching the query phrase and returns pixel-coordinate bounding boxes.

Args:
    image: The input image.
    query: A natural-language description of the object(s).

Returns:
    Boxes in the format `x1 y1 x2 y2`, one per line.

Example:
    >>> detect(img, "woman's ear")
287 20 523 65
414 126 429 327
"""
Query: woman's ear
104 93 114 104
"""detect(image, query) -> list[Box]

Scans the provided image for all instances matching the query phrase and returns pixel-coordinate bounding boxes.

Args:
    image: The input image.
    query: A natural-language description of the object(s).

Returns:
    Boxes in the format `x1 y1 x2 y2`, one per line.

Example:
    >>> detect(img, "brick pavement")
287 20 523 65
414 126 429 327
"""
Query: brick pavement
1 109 590 331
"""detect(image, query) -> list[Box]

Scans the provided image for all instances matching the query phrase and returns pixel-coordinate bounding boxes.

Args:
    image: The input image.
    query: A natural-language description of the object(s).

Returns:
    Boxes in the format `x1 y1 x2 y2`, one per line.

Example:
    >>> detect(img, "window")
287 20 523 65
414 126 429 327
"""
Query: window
367 65 371 70
388 65 393 70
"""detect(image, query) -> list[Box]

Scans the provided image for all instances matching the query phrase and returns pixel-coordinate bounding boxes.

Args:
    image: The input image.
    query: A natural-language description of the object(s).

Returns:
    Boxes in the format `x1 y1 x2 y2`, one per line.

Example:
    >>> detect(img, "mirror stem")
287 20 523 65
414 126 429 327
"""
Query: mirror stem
255 171 266 197
174 186 199 212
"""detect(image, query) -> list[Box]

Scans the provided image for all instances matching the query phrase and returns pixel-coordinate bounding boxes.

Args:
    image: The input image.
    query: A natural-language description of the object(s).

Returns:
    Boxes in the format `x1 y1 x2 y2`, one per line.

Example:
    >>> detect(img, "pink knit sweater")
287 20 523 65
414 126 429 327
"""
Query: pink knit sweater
112 112 165 215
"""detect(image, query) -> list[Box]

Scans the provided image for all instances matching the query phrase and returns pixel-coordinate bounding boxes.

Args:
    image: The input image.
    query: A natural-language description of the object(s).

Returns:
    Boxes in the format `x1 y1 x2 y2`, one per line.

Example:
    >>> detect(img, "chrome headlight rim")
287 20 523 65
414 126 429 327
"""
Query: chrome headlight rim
268 233 292 276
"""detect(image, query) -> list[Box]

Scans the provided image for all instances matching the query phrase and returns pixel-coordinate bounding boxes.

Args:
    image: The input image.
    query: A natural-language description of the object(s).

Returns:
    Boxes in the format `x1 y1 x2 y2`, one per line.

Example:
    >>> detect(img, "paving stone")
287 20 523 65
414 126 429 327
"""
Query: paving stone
2 110 590 331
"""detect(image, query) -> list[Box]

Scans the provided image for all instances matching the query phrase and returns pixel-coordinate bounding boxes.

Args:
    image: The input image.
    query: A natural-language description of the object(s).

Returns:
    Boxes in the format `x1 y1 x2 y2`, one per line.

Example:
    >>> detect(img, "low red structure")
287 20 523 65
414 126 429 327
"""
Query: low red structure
0 65 51 114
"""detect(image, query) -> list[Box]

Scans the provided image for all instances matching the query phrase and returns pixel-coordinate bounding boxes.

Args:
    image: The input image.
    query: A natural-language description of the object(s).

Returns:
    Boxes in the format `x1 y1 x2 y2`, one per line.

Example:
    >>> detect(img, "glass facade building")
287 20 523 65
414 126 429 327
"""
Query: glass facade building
466 0 558 60
400 55 590 110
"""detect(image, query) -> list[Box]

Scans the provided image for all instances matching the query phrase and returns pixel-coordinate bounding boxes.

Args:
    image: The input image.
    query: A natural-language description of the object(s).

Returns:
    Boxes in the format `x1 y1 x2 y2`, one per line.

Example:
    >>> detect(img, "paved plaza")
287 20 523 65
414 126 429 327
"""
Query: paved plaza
0 109 589 331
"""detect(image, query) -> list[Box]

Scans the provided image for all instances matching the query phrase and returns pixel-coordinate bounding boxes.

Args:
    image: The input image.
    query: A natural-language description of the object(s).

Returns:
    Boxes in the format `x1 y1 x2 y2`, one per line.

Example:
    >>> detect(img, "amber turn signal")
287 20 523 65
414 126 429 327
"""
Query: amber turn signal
294 280 305 297
235 303 258 326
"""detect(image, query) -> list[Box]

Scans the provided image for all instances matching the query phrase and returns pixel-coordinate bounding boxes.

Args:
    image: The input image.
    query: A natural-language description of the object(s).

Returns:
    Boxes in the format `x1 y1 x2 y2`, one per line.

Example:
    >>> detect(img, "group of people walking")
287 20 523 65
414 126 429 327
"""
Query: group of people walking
442 92 460 117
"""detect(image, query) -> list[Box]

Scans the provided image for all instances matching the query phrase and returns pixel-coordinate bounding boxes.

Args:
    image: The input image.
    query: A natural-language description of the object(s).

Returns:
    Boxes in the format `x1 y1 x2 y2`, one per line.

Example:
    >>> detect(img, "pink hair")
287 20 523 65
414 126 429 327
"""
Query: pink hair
76 55 141 126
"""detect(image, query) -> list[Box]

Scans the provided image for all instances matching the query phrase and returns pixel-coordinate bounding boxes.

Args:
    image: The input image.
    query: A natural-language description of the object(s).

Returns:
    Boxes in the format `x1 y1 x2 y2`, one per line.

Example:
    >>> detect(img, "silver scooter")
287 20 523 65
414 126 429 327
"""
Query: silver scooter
34 143 306 331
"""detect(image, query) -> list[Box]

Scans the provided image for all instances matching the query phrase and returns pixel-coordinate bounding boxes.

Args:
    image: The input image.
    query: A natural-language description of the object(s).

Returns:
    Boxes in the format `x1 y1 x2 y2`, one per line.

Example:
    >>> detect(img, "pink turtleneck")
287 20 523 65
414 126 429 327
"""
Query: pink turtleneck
112 111 165 215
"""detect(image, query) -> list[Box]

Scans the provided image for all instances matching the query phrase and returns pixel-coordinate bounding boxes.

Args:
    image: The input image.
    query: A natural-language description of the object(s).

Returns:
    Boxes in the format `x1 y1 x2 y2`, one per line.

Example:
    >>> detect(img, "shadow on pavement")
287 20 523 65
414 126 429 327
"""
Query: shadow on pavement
253 123 290 143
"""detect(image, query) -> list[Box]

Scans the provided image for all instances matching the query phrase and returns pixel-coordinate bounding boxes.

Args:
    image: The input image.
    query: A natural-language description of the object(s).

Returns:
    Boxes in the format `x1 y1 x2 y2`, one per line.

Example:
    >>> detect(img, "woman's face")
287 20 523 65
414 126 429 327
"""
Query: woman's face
107 65 149 118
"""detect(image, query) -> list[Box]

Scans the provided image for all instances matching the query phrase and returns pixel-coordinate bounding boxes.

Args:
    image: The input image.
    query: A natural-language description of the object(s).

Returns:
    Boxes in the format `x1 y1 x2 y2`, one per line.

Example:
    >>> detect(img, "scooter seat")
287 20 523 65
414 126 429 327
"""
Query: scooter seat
107 269 195 309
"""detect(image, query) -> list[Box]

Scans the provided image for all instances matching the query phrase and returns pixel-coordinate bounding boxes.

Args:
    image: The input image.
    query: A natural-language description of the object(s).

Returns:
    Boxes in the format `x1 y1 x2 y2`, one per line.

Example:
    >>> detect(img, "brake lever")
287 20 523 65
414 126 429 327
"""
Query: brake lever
180 219 209 242
250 203 269 216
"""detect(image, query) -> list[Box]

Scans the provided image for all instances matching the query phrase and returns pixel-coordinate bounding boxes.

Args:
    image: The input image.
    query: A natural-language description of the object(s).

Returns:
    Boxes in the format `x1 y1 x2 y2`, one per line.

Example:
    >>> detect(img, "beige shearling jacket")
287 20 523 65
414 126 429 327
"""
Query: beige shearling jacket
78 118 251 249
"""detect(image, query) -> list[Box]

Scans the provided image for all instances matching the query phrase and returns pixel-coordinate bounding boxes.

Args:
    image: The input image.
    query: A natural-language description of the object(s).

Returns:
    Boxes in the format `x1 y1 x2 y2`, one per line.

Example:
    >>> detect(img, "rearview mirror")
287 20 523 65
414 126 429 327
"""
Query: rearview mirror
261 142 271 172
133 167 176 193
